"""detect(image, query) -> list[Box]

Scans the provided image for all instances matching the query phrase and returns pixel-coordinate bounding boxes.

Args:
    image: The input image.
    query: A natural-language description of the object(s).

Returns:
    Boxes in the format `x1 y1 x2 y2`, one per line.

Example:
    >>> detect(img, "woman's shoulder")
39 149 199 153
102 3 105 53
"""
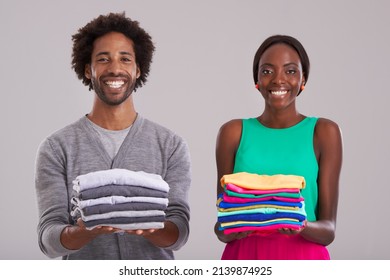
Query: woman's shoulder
217 118 244 141
314 117 343 145
219 118 246 134
219 118 243 129
315 117 341 134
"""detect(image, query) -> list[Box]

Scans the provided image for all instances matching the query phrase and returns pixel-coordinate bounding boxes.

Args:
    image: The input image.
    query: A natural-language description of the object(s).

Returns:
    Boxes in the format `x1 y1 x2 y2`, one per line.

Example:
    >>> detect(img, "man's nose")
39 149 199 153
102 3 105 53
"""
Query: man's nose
107 60 123 75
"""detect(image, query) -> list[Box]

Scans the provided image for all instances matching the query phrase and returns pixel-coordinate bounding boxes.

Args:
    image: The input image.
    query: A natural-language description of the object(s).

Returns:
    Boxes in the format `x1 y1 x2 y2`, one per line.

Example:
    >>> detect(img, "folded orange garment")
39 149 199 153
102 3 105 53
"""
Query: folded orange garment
220 172 305 190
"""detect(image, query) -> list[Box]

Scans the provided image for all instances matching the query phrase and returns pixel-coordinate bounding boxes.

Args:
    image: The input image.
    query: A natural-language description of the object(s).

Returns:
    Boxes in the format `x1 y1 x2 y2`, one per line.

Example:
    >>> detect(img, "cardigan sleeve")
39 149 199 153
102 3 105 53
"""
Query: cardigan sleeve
34 138 78 258
162 135 191 251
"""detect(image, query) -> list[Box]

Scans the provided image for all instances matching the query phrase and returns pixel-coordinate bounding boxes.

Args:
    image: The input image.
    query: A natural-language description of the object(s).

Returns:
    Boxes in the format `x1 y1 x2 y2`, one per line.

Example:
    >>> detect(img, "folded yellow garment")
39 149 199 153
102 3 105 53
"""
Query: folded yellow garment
220 172 306 190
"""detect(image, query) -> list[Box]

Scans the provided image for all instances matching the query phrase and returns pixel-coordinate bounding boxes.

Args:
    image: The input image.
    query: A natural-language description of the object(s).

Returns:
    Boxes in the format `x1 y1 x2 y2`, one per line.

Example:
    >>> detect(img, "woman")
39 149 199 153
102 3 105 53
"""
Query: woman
214 35 343 259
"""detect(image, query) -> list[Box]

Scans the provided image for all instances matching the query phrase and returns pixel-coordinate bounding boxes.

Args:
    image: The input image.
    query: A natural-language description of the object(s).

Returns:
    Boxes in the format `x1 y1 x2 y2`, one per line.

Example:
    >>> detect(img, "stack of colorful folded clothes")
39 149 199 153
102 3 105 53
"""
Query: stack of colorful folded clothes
71 168 169 230
217 172 307 234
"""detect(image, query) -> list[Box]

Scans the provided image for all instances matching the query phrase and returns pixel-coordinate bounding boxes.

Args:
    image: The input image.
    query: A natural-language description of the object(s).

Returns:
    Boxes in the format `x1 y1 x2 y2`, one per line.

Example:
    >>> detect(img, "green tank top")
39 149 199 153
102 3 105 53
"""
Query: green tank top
233 117 319 221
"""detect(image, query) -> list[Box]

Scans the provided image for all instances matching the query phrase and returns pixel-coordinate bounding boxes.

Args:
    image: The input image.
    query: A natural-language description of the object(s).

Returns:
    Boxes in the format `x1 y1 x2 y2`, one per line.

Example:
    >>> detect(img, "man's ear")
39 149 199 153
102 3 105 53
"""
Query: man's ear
136 66 141 79
85 64 91 80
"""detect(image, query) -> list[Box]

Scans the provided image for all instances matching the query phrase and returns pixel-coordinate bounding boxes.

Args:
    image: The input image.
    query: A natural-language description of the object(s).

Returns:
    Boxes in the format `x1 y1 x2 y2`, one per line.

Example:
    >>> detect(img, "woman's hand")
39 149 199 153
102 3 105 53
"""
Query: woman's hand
278 220 307 235
215 222 253 243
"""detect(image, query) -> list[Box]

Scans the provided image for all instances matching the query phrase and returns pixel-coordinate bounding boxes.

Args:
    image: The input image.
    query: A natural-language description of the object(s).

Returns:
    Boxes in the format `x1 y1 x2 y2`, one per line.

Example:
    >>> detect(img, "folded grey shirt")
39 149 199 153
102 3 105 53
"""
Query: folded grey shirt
78 201 167 216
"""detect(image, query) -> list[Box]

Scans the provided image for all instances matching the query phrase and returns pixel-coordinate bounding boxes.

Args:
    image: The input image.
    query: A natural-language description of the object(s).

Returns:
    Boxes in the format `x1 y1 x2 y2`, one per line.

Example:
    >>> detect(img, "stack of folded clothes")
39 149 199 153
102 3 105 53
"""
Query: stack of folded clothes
217 172 307 234
71 168 169 230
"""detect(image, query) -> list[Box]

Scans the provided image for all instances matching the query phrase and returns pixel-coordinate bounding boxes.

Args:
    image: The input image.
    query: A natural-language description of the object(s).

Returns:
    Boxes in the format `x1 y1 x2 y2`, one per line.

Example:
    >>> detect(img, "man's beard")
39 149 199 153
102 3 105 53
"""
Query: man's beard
91 75 136 106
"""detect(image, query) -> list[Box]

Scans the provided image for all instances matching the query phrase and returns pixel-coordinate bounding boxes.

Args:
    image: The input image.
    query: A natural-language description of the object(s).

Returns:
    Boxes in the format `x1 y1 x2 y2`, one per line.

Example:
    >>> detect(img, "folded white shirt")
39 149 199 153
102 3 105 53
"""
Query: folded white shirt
71 196 169 209
86 222 165 231
72 168 169 193
71 208 166 222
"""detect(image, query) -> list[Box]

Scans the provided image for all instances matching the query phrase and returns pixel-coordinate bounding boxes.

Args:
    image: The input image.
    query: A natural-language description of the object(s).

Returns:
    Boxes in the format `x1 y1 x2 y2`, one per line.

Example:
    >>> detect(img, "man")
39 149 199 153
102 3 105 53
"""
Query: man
35 12 191 260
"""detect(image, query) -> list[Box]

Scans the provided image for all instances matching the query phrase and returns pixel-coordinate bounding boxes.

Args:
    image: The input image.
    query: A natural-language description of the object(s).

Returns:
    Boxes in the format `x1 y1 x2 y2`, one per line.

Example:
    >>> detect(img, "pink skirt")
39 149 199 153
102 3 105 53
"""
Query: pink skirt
221 232 330 260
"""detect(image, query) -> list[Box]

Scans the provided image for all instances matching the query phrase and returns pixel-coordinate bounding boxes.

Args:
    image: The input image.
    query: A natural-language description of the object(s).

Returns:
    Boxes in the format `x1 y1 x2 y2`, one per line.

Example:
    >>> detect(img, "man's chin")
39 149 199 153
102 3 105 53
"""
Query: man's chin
97 91 133 106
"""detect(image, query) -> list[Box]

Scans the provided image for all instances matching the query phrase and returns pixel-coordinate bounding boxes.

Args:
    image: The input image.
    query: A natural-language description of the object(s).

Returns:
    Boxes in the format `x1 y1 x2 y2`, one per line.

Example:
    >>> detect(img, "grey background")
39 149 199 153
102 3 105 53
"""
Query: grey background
1 0 389 259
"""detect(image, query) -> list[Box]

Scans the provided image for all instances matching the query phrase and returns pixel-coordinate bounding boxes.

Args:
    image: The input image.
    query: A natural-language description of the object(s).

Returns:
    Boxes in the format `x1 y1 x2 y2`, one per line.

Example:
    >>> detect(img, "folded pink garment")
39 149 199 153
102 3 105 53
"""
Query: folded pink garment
222 192 303 204
226 183 300 195
223 224 302 235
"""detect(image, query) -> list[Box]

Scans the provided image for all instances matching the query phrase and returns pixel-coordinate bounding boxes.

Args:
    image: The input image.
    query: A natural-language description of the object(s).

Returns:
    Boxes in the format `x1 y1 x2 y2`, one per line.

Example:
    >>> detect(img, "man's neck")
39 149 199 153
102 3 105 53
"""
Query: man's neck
87 97 137 130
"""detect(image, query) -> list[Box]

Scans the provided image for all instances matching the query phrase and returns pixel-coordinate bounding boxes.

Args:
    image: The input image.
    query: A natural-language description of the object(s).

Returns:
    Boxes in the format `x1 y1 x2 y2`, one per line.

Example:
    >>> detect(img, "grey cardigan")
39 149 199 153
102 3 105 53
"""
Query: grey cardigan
35 114 191 259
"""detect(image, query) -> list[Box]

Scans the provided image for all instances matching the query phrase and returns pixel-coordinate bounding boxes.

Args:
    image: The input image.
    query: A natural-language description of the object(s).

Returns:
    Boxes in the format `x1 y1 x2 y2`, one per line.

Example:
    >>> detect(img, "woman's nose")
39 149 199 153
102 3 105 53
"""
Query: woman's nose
272 70 286 84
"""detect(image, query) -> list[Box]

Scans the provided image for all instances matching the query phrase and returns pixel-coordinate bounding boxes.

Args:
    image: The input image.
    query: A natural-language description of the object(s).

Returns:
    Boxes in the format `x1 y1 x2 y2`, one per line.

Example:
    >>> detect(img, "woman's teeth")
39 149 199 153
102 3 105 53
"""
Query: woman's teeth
271 90 287 95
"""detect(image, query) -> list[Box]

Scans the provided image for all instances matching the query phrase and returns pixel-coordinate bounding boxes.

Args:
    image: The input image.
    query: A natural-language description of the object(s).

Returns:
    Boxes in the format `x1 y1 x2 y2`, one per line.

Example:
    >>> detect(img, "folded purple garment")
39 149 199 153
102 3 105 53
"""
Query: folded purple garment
222 192 303 204
221 220 303 230
217 195 303 208
78 184 168 200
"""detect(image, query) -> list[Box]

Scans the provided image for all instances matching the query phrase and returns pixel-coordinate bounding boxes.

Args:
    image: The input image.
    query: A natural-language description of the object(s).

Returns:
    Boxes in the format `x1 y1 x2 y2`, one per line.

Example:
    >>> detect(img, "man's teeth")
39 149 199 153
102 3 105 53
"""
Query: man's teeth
271 90 287 95
105 81 125 88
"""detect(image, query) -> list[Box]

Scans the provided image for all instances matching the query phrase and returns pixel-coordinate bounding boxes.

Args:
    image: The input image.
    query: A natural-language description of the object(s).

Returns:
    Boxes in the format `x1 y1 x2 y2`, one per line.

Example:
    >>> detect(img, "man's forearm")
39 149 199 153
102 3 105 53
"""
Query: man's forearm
60 225 98 250
143 221 179 248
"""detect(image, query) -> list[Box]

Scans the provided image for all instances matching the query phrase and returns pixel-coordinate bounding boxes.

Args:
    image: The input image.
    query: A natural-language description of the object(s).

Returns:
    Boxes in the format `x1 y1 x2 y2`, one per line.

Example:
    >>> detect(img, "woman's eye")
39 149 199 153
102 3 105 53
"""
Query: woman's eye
287 69 296 74
262 69 272 75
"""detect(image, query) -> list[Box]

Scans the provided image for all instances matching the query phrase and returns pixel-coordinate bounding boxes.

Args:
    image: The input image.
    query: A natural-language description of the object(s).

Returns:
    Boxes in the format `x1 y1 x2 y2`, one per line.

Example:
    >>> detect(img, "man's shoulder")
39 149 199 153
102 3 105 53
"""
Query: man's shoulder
45 116 86 142
140 116 183 139
37 116 86 156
